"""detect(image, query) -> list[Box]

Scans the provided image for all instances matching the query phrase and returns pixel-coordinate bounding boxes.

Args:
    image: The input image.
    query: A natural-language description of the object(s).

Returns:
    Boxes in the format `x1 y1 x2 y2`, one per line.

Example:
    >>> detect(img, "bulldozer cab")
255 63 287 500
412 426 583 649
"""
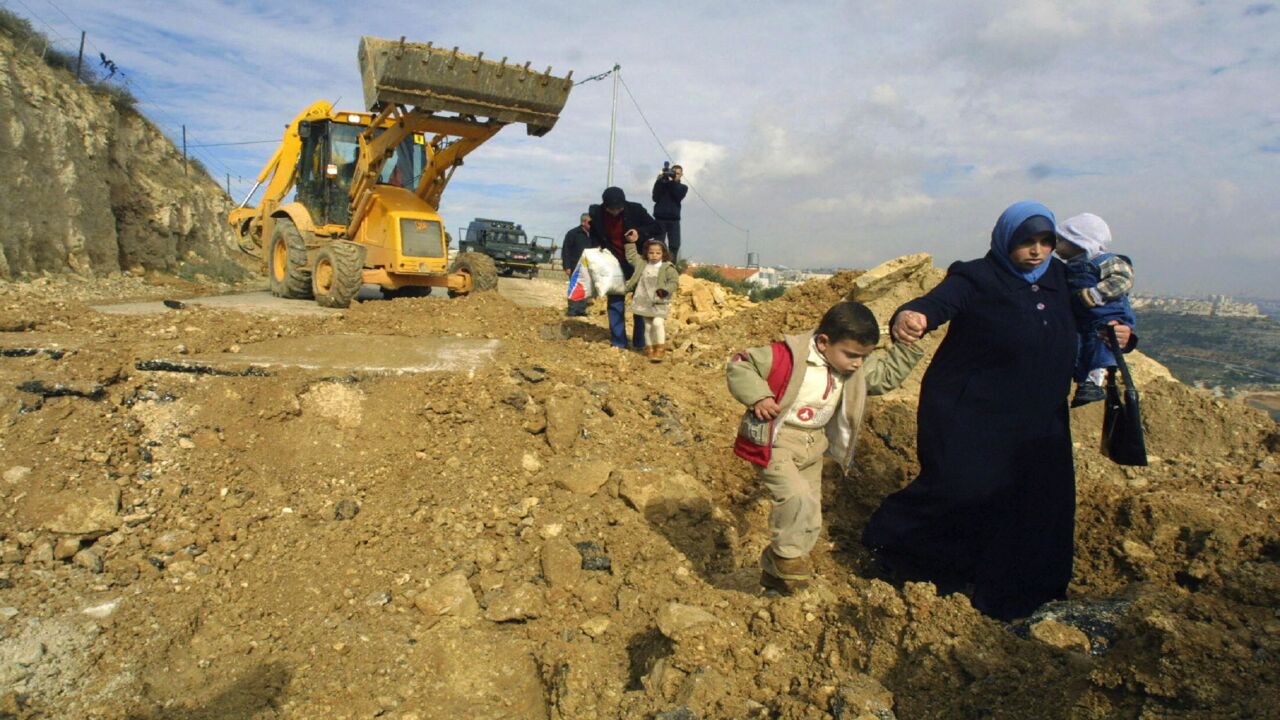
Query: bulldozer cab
294 118 428 227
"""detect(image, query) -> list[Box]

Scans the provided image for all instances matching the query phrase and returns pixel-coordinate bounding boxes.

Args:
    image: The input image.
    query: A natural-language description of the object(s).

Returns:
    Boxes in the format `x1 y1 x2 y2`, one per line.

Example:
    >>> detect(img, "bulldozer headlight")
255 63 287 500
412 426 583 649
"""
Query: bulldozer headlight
326 164 339 177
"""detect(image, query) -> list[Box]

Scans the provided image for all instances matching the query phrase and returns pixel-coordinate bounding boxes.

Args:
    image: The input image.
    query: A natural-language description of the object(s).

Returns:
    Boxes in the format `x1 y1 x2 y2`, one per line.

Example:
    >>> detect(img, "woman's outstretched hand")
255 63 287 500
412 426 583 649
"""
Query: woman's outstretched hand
1104 321 1132 348
892 310 928 345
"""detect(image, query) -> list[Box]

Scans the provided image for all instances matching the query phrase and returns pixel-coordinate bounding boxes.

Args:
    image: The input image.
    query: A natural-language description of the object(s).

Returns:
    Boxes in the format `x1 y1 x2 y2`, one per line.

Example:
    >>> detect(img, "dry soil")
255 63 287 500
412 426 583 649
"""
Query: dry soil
0 268 1277 720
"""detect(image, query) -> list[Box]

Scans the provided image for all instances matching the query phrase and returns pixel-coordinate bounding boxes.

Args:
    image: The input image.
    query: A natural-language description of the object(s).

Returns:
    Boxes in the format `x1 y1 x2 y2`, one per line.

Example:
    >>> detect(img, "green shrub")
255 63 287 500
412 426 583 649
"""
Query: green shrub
99 82 139 114
176 254 252 283
0 8 39 45
691 265 786 303
692 265 749 295
750 285 787 303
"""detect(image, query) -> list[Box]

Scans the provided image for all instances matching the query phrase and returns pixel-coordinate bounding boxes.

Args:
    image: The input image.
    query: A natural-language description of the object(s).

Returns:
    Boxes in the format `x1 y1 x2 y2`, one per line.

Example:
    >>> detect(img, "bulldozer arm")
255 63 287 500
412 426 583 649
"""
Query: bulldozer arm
346 38 572 240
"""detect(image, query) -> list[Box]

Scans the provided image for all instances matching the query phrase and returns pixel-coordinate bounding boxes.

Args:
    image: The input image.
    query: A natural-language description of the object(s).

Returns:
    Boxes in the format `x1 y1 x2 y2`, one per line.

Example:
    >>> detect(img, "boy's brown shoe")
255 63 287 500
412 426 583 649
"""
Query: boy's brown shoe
760 547 812 593
649 344 665 363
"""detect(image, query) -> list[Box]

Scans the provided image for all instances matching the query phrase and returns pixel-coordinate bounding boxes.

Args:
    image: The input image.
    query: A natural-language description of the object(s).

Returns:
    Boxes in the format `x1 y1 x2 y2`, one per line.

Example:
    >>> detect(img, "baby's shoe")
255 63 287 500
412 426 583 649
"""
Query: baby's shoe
1070 381 1105 408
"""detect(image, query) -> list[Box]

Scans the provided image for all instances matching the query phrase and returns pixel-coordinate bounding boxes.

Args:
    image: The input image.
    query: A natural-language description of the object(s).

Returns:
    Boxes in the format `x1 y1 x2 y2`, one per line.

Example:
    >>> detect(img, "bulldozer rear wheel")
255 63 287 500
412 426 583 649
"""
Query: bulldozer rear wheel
312 243 365 309
448 252 498 297
267 218 312 299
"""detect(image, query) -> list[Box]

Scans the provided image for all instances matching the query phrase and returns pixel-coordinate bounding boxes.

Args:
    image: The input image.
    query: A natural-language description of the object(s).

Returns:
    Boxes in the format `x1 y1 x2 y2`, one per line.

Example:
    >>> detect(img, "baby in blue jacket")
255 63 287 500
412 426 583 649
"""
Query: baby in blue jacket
1055 213 1137 407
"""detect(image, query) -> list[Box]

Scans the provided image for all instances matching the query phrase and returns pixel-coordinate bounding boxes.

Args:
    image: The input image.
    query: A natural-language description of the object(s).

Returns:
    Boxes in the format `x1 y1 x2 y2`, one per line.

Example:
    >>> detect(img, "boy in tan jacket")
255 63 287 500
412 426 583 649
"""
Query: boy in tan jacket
726 301 922 592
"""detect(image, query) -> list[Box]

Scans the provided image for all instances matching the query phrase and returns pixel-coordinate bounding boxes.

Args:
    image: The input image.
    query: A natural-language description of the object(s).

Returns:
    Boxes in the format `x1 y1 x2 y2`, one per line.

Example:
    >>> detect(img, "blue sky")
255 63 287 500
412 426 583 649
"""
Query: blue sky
13 0 1280 298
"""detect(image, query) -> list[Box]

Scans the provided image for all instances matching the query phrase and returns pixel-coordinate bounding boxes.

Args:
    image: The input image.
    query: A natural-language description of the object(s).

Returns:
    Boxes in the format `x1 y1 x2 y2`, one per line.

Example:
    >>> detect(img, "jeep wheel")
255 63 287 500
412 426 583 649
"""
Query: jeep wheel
267 218 312 299
312 243 365 309
448 252 498 297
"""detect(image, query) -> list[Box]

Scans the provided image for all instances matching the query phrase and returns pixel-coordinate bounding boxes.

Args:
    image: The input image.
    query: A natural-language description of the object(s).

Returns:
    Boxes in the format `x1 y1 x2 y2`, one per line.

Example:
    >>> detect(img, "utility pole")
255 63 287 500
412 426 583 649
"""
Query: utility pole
225 173 231 196
181 125 187 176
75 32 85 82
607 64 620 187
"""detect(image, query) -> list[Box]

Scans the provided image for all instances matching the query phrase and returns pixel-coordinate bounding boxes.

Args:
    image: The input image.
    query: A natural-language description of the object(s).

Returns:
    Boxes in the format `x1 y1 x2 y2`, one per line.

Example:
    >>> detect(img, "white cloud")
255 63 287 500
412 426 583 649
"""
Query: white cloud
799 192 936 218
868 83 900 108
666 140 726 184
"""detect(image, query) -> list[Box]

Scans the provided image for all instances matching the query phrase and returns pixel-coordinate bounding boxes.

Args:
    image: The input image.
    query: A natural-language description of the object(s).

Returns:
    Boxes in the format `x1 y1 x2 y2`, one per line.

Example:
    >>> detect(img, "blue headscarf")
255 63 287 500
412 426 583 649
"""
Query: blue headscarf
990 200 1056 283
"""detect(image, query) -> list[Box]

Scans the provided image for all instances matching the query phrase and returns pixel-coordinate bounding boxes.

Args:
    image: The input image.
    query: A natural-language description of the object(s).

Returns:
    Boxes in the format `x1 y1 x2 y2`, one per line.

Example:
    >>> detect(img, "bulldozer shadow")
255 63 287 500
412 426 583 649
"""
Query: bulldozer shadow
642 502 742 588
539 319 613 343
825 412 921 580
127 662 292 720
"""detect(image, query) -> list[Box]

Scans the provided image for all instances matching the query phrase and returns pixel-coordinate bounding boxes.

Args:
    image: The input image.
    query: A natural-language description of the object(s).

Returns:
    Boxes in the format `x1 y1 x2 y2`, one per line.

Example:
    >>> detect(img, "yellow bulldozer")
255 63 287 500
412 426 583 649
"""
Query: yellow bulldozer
229 37 573 307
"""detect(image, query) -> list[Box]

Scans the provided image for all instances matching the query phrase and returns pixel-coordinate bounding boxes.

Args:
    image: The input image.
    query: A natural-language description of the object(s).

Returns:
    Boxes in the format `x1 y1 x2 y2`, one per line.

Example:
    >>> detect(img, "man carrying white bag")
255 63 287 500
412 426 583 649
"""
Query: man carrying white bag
586 186 664 348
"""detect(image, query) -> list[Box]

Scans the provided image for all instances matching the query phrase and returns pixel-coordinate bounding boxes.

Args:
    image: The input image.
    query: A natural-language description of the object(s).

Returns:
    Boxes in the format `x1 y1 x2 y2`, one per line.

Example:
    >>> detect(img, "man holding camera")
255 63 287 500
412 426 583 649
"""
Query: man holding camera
652 162 687 262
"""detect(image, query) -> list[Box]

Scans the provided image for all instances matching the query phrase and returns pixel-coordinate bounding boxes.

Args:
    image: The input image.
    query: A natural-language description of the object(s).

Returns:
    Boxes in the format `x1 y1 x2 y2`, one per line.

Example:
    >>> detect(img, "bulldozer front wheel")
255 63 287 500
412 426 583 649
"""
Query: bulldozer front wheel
312 243 365 309
448 252 498 297
267 218 312 299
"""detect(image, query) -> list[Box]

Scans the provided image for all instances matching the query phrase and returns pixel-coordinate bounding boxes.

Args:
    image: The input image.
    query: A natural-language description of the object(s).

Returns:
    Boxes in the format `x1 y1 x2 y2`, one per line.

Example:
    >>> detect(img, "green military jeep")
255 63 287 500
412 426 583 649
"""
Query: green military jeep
459 218 552 278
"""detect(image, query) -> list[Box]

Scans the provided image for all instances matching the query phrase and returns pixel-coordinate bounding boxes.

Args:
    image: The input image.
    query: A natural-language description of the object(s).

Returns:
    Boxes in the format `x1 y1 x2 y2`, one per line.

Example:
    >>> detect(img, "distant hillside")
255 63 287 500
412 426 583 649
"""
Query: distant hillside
1134 310 1280 390
0 10 245 281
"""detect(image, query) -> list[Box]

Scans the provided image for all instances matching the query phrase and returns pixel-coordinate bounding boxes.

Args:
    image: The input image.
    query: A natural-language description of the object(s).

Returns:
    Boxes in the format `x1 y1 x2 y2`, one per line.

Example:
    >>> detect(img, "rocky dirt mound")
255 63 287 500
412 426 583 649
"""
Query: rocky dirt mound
0 259 1277 719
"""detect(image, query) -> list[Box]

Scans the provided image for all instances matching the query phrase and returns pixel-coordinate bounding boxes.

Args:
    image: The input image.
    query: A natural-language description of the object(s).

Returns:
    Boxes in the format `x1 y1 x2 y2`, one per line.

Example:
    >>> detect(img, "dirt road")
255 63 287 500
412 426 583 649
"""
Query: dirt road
90 276 568 317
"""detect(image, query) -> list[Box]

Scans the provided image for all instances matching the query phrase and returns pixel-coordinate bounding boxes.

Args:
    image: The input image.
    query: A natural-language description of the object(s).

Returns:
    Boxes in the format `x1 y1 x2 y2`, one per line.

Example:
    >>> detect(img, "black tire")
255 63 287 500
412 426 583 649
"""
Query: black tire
267 218 312 299
383 286 433 299
448 252 498 297
312 243 365 309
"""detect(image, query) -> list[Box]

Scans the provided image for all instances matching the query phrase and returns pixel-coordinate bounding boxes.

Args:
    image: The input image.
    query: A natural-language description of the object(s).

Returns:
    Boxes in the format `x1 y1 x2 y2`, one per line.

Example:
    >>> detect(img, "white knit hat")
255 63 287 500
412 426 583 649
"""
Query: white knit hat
1055 213 1112 260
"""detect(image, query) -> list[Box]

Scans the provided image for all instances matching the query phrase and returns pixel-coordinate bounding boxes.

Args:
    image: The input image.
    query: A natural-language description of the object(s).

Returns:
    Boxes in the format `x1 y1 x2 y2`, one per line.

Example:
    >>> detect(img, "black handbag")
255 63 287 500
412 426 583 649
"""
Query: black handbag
1101 326 1148 466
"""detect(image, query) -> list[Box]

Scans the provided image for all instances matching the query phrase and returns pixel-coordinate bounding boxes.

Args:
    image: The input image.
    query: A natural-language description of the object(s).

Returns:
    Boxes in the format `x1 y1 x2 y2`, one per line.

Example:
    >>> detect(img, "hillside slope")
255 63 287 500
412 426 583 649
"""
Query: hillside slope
0 27 242 280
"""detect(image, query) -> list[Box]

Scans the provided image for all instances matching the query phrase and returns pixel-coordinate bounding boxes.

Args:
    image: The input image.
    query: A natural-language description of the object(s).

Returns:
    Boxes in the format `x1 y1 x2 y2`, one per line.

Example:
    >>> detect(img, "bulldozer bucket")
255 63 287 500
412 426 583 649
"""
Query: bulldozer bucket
358 36 573 136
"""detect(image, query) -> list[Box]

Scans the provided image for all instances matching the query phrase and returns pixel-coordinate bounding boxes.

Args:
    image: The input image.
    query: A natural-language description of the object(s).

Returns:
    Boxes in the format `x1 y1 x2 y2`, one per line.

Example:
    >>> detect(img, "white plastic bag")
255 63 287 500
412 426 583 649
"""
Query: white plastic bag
580 248 626 296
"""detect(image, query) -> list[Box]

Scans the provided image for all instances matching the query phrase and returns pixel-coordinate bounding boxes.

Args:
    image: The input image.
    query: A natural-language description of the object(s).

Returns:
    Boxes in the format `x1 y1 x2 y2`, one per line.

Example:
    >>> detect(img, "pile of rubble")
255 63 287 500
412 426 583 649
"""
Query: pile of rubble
669 275 756 330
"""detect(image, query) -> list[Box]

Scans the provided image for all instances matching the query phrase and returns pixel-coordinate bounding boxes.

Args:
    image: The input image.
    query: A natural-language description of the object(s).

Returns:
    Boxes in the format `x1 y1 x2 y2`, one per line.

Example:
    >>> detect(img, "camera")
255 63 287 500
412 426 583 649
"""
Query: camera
660 161 675 180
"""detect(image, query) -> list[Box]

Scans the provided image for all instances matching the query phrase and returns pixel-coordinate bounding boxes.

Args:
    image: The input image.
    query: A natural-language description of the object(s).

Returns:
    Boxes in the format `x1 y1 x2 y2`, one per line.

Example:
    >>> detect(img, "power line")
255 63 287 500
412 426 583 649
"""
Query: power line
39 0 79 31
189 139 279 148
615 70 749 236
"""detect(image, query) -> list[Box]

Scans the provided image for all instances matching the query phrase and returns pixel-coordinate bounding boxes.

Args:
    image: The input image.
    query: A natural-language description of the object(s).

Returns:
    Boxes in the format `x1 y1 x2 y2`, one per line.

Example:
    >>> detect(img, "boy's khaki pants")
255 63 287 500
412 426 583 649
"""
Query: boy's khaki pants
760 425 828 559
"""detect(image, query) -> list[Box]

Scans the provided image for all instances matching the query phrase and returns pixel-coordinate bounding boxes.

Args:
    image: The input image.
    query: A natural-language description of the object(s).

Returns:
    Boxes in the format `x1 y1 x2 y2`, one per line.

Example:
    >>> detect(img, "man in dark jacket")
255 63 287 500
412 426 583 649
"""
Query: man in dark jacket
652 164 687 262
562 213 591 317
589 186 663 348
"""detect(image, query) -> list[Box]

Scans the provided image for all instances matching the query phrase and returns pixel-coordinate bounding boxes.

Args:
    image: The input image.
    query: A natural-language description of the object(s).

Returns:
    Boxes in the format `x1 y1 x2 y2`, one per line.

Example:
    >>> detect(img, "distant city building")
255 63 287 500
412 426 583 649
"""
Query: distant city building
1132 294 1265 319
688 264 834 290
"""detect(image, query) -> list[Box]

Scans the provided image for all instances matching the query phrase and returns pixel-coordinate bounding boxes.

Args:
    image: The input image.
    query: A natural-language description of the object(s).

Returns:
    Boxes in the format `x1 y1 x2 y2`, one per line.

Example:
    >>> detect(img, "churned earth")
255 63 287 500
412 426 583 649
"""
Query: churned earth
0 259 1277 720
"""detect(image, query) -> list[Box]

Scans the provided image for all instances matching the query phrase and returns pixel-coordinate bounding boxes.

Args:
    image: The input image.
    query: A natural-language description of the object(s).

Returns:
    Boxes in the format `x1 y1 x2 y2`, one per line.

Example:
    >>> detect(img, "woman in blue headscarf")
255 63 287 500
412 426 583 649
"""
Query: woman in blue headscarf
863 201 1133 621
